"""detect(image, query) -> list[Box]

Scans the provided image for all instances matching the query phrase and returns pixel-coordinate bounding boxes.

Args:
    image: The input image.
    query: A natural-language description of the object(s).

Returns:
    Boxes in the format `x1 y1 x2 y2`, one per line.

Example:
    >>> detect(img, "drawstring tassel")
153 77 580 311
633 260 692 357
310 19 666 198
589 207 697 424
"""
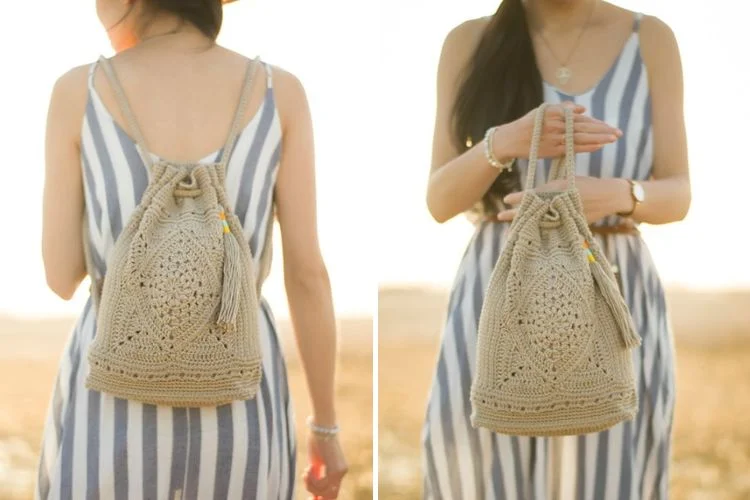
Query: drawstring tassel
586 241 642 349
217 211 242 333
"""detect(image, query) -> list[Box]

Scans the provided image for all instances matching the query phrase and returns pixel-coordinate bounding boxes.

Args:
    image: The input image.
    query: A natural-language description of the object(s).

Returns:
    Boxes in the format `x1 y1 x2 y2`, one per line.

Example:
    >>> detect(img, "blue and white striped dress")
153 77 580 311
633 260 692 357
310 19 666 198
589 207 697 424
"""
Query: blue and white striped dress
422 14 676 499
36 57 296 499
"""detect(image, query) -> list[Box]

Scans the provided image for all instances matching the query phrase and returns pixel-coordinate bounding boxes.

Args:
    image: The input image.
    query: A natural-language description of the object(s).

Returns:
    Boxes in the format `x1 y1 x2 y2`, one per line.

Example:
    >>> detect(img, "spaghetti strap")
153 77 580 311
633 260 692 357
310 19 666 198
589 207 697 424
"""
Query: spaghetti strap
633 12 643 32
218 56 262 169
97 56 153 169
264 62 274 89
39 51 290 500
87 61 98 91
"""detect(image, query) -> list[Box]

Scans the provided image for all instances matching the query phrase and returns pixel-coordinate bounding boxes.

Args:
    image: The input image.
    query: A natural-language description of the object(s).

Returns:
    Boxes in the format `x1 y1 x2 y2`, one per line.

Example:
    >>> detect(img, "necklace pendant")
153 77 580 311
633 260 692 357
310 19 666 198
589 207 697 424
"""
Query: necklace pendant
556 67 572 85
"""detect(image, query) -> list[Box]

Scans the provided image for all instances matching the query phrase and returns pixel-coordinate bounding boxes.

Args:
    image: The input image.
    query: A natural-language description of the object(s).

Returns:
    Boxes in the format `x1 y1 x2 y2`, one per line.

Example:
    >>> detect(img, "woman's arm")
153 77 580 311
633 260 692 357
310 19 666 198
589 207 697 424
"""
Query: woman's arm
426 19 505 223
273 68 338 428
427 19 620 223
42 65 89 299
274 69 347 498
499 17 690 225
626 15 691 224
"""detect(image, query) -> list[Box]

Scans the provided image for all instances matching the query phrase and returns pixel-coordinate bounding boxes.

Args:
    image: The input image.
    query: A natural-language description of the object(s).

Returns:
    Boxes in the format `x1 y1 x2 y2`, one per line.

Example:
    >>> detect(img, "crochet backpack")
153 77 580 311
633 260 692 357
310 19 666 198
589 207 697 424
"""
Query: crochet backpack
83 56 271 407
470 104 642 436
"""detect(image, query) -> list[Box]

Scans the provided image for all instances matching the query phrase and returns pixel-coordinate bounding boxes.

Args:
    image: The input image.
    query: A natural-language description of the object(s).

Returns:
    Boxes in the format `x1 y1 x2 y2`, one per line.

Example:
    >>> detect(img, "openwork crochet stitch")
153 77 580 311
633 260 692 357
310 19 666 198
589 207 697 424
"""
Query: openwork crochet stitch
83 56 269 407
470 104 642 436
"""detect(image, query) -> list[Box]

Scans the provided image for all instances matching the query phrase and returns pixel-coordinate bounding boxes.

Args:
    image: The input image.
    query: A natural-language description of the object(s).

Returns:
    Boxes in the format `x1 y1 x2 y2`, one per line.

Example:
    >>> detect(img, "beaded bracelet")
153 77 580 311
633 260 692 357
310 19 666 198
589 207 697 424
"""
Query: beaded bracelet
483 126 515 172
306 416 340 440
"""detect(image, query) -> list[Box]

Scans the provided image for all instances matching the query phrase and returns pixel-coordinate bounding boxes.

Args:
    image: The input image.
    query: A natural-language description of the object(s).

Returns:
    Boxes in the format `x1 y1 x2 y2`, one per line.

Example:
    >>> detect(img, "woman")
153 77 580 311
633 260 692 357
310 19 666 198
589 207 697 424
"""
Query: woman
38 1 347 498
422 0 689 498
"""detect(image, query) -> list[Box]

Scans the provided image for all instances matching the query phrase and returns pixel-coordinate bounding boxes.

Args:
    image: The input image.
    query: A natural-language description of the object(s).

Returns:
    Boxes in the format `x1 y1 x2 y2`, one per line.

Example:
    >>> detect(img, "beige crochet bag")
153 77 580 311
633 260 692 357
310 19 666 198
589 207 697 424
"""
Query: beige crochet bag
83 56 272 407
470 104 642 436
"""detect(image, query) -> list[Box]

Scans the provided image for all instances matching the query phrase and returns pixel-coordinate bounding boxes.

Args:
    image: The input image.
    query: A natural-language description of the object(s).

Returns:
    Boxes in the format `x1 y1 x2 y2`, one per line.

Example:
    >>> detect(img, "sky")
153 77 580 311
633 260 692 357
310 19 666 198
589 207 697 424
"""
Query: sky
0 0 748 320
0 0 380 319
375 0 750 290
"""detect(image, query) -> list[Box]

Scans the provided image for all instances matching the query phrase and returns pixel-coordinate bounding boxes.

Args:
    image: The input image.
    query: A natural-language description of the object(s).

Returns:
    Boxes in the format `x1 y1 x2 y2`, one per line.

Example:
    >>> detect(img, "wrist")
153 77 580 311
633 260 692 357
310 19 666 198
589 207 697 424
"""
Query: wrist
310 411 337 428
614 178 635 215
306 415 340 440
491 124 515 165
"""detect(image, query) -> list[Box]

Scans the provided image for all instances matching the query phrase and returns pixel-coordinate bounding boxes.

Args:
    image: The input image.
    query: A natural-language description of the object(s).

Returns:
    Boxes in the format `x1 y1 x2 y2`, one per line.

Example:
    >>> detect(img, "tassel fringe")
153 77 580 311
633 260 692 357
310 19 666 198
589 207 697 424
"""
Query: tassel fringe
217 220 242 333
590 256 642 349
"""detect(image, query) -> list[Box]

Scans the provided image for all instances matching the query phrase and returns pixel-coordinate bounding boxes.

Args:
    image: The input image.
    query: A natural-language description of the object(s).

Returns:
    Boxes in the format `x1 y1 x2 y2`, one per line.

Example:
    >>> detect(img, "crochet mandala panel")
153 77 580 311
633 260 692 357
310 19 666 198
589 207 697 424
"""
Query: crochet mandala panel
506 259 595 387
471 191 638 435
87 163 263 407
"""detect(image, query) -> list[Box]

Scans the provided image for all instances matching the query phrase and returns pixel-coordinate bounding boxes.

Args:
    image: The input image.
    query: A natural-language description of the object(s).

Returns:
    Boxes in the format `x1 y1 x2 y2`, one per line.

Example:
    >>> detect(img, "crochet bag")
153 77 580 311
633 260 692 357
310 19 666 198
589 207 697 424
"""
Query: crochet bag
470 104 642 436
83 56 272 407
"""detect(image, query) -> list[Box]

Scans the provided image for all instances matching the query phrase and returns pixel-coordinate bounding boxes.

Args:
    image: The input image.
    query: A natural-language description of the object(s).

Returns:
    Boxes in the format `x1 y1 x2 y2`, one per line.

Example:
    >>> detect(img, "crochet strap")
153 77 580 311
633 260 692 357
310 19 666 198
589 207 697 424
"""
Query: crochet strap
525 104 576 190
98 55 261 170
218 57 262 169
98 56 154 169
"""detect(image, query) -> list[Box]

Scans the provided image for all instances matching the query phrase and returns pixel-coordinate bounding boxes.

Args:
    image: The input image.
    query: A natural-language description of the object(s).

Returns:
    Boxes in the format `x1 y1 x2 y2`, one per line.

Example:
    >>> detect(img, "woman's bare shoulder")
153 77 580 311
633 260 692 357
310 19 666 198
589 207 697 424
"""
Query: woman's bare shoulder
255 61 309 129
636 14 680 79
443 16 492 58
48 63 92 143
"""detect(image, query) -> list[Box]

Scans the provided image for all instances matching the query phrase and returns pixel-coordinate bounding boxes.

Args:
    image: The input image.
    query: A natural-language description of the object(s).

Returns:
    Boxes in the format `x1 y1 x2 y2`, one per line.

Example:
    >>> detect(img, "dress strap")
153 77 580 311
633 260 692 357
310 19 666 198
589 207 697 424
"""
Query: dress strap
264 62 274 89
87 61 98 91
633 12 643 32
97 56 154 169
218 56 262 169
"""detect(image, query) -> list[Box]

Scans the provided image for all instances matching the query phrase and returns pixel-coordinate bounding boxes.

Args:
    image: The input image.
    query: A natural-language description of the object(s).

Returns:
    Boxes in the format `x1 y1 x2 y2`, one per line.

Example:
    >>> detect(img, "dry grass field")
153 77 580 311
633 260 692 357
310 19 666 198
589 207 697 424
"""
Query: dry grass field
379 286 750 500
0 315 372 500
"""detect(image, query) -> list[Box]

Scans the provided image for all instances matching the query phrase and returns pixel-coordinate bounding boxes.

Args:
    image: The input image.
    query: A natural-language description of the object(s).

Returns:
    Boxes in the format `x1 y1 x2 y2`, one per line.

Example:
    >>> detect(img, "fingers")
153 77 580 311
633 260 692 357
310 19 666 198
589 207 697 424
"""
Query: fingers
572 121 622 136
545 117 620 136
557 101 586 114
496 208 518 222
304 465 347 500
502 191 524 206
573 132 618 145
304 466 329 497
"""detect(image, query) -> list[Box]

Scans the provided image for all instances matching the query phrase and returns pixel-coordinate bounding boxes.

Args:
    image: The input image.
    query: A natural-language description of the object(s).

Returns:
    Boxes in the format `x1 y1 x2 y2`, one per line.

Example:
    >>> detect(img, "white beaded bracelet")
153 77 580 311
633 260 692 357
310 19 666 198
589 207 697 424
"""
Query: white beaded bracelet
483 126 515 172
306 416 340 440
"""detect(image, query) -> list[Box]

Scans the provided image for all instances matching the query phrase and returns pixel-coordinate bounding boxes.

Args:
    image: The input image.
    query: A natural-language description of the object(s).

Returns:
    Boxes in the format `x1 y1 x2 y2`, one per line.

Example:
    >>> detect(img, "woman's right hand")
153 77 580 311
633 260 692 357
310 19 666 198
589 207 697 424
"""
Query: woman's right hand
303 432 348 499
492 102 622 161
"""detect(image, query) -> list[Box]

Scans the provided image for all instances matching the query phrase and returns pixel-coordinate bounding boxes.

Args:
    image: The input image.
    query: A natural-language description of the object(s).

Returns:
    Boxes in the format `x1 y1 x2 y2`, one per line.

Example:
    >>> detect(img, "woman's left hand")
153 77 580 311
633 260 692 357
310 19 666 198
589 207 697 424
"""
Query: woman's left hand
496 176 633 224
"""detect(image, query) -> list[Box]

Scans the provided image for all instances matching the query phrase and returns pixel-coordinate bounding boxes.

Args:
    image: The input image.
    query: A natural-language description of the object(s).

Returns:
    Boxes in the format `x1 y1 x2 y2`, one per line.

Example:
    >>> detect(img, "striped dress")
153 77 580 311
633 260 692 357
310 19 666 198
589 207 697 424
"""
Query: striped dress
36 57 296 499
422 13 676 500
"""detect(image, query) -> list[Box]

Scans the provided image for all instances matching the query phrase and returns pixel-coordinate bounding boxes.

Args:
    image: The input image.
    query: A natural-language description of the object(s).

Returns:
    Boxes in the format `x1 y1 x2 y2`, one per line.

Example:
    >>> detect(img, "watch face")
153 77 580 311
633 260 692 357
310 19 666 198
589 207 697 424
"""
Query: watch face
633 182 646 203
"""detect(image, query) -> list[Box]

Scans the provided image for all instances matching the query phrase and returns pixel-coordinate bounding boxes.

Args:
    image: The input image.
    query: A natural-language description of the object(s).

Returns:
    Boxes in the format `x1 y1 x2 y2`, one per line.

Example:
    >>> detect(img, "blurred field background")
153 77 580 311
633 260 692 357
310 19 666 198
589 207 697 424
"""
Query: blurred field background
379 287 750 500
0 1 376 499
376 0 750 499
0 316 372 500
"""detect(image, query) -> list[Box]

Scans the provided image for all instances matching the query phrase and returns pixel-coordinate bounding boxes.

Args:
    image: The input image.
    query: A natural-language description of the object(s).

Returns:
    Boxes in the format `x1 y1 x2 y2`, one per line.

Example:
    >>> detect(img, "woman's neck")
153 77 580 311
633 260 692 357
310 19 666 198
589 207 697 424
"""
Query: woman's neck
137 17 210 47
525 0 599 34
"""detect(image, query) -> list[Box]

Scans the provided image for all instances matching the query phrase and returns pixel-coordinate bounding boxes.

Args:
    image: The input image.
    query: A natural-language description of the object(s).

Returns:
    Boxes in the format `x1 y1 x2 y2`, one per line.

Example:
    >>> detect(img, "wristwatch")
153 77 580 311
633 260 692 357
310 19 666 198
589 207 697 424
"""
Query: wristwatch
618 179 645 217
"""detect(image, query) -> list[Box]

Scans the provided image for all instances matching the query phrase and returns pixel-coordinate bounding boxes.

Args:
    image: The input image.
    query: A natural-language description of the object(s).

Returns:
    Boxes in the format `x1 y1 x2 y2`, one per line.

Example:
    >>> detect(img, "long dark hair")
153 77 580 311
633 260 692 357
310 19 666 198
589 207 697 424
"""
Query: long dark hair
452 0 543 215
115 0 224 41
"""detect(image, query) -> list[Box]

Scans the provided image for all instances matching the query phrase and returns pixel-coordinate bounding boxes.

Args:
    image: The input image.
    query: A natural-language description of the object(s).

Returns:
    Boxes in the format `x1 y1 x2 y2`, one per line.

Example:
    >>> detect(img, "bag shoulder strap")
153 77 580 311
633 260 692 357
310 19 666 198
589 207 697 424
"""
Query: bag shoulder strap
218 56 262 170
98 55 262 170
525 103 576 190
97 56 154 168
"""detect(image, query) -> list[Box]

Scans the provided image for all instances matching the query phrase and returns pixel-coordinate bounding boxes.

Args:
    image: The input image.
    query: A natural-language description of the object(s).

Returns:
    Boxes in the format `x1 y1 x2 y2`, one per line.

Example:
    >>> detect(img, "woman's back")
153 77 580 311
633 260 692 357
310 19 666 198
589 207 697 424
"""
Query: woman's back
40 44 295 500
91 45 270 165
40 2 348 498
83 45 281 277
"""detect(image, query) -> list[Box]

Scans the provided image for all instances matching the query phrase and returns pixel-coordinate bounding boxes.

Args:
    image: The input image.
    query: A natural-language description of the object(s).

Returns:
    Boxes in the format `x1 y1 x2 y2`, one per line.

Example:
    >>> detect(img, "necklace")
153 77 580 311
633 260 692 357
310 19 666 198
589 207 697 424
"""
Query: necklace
536 1 597 85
